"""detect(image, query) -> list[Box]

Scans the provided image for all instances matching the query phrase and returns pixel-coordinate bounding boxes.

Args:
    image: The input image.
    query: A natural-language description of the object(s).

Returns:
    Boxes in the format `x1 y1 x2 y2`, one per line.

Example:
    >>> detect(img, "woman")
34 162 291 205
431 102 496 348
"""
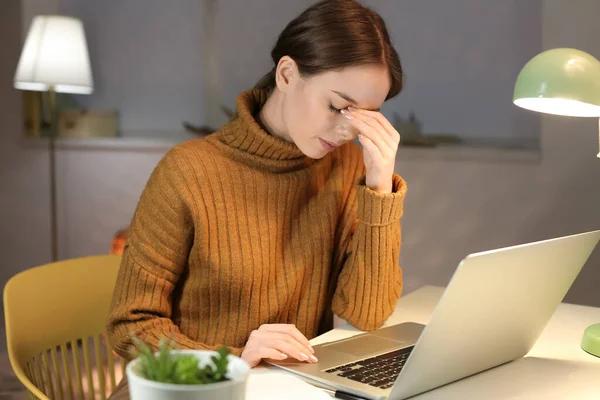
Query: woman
107 0 406 373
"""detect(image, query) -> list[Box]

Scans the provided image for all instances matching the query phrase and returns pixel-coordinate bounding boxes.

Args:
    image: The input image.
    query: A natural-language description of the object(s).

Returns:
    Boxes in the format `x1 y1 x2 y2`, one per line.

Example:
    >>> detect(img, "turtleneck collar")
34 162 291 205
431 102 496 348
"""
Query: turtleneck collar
206 89 318 172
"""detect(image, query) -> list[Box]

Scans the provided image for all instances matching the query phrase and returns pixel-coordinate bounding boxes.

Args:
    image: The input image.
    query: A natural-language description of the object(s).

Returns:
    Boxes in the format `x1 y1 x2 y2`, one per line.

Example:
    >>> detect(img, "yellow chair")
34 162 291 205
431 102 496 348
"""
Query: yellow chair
4 255 126 400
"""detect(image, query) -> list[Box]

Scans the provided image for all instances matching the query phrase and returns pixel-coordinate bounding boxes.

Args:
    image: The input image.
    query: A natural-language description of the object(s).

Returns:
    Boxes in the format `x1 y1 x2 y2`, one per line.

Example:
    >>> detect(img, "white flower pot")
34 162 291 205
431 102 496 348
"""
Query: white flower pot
126 350 250 400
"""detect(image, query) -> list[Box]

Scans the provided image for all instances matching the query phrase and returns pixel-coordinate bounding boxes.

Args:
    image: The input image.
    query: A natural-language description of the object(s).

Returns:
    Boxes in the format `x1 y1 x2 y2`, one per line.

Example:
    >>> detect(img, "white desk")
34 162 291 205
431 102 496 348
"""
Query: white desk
250 285 600 399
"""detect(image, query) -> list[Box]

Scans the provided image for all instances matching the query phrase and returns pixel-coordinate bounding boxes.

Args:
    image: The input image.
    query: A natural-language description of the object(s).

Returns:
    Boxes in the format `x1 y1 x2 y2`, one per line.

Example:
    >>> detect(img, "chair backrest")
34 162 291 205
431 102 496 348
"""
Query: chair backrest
4 255 125 400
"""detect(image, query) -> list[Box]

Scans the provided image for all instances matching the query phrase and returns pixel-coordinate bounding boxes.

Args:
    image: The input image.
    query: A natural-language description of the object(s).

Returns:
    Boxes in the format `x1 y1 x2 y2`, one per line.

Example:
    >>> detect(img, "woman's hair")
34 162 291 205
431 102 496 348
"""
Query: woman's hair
254 0 403 100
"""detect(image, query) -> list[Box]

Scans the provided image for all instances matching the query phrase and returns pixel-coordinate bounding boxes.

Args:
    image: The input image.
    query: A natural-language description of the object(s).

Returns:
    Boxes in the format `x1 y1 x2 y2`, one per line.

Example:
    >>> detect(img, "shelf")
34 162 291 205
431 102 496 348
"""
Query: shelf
398 144 541 164
20 135 541 163
20 134 194 152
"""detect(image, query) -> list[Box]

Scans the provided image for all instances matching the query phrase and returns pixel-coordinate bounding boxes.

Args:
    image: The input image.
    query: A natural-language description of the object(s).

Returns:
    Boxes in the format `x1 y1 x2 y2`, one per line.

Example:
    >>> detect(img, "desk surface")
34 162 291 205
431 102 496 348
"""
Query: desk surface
253 285 600 399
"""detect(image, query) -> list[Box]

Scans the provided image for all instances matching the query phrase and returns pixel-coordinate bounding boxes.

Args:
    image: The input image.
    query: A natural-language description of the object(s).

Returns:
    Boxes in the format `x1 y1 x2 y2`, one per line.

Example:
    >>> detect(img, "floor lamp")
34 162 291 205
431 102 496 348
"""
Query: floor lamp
14 15 94 262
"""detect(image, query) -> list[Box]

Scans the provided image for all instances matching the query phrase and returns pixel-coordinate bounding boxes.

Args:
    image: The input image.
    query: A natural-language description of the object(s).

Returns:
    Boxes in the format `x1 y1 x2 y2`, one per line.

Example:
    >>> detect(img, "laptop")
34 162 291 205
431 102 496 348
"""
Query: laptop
267 230 600 399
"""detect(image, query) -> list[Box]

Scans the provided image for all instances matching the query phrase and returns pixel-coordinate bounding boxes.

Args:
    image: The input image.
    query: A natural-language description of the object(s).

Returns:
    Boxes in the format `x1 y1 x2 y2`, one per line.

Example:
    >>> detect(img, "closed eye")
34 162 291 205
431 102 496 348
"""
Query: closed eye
329 104 343 114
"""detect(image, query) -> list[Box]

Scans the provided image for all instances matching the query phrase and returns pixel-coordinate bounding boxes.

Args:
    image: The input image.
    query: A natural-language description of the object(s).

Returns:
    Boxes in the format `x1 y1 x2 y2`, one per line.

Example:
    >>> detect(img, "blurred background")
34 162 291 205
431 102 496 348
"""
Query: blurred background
2 1 600 392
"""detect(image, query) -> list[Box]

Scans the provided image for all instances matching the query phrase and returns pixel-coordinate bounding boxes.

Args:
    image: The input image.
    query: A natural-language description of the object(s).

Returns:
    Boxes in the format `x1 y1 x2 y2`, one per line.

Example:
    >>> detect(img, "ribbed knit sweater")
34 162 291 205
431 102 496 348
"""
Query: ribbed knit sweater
107 89 407 360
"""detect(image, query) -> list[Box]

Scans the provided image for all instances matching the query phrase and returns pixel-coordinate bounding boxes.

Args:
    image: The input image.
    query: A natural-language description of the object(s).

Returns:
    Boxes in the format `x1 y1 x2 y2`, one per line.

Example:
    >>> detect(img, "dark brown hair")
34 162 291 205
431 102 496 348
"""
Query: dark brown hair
254 0 403 100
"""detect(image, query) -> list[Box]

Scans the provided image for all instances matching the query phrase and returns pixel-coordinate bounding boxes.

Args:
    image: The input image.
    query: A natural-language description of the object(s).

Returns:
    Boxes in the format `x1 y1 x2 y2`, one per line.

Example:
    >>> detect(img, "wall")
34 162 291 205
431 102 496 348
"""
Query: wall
368 0 541 146
398 118 600 306
57 0 314 136
399 0 600 306
0 0 36 347
51 0 541 145
0 1 48 289
1 0 600 333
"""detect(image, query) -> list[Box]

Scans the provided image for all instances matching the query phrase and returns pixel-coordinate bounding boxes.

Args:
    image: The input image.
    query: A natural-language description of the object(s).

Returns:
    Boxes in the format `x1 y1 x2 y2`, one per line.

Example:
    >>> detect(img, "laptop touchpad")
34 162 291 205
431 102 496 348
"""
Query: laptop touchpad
324 335 404 358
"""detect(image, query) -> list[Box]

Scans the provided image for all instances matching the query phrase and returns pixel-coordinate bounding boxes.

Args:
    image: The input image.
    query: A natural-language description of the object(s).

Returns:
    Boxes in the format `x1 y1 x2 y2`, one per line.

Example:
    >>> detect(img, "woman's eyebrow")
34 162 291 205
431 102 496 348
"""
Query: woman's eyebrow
331 90 381 112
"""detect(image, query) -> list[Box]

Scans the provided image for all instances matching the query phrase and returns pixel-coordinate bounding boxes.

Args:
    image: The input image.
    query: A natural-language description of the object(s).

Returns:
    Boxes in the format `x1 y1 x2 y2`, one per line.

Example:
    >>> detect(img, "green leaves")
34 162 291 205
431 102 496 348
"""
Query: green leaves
208 347 230 382
131 335 232 384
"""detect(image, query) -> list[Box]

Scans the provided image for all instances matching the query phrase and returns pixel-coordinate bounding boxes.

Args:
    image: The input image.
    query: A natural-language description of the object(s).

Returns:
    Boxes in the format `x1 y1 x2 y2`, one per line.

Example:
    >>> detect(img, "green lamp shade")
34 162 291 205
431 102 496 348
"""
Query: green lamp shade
581 323 600 357
513 48 600 117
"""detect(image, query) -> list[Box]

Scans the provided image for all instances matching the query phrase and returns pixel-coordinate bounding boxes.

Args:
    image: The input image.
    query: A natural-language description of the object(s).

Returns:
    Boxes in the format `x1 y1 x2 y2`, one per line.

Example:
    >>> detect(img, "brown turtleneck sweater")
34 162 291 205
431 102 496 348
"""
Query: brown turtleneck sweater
106 89 407 360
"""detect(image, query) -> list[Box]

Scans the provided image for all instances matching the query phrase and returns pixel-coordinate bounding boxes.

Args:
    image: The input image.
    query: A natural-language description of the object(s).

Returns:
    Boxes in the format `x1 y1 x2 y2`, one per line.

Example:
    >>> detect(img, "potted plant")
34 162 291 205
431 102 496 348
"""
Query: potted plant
126 336 250 400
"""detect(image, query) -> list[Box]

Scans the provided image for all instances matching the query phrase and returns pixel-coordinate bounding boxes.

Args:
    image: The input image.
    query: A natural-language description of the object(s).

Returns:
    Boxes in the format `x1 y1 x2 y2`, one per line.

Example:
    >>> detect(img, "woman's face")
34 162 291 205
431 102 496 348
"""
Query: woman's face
281 63 391 159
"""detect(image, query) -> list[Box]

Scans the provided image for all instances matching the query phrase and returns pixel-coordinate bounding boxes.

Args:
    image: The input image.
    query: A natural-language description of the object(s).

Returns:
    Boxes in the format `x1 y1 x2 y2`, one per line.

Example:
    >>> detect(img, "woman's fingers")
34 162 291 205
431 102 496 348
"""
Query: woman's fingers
269 336 317 362
260 324 314 353
353 108 400 143
253 324 317 363
352 119 394 160
258 346 289 361
358 134 384 161
349 111 397 149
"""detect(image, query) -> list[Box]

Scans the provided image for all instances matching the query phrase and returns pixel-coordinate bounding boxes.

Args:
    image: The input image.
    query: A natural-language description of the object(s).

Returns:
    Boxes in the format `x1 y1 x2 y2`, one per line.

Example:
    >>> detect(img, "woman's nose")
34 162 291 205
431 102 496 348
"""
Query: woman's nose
336 121 358 141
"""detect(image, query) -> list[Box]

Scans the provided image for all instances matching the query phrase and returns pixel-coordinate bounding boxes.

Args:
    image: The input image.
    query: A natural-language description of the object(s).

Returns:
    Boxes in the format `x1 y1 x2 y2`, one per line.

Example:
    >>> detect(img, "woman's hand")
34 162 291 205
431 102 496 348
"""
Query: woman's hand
342 107 400 194
240 324 318 368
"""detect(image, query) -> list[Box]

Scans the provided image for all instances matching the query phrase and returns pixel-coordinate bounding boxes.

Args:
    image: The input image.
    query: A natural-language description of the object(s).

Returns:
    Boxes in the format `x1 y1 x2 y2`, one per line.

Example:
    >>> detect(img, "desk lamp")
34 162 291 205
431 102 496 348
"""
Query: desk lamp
513 48 600 357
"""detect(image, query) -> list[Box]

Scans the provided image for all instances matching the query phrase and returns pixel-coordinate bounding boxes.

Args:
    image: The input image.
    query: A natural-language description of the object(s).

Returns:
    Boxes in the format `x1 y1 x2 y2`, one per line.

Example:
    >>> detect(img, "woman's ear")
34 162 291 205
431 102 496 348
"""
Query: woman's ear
275 56 300 92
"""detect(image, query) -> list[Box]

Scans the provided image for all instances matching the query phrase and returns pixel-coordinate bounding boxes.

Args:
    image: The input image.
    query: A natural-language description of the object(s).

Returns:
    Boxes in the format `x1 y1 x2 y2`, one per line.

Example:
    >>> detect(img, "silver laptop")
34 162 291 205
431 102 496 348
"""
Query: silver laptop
267 230 600 399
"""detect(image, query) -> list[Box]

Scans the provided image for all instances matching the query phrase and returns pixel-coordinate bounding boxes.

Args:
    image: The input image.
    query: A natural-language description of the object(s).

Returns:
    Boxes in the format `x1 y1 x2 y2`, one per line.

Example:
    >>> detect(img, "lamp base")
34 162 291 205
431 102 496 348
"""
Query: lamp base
581 323 600 357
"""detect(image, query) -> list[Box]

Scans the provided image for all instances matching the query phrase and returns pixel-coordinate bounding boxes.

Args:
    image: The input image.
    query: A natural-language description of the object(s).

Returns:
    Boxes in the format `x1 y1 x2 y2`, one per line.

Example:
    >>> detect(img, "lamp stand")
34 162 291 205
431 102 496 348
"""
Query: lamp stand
582 323 600 357
597 118 600 158
47 87 59 262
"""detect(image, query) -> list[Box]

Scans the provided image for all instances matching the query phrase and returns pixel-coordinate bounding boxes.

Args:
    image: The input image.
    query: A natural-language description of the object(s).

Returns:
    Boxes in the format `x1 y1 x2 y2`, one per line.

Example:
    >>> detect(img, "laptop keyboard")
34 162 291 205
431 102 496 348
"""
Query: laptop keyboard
324 346 414 390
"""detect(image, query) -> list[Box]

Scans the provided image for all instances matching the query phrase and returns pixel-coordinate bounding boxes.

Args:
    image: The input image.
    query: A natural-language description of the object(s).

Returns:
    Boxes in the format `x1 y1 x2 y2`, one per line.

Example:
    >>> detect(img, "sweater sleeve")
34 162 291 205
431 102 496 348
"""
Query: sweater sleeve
106 146 243 360
331 170 406 332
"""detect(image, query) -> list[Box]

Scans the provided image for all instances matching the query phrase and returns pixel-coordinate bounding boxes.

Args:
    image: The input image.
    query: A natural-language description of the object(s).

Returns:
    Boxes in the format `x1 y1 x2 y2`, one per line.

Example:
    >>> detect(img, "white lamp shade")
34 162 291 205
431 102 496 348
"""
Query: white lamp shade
14 15 93 95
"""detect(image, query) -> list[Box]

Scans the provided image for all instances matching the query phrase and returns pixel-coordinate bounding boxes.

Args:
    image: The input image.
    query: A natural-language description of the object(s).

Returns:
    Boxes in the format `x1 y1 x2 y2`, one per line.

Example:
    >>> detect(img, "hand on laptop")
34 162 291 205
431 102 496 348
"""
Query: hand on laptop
241 324 319 367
